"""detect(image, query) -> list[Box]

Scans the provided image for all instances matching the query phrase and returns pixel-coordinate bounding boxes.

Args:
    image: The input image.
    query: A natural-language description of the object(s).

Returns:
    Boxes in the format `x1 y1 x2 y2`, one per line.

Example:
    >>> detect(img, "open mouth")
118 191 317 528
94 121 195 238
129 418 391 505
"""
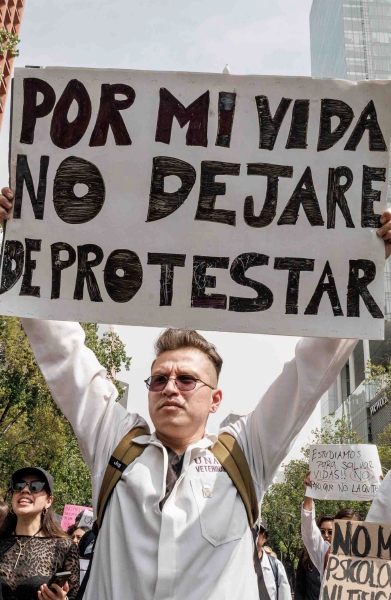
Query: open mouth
18 498 33 505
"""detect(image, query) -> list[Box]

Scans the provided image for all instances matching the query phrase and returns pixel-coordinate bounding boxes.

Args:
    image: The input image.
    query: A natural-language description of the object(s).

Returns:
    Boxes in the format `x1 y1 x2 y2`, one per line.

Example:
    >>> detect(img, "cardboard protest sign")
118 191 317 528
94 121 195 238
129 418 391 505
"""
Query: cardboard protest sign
1 67 391 338
307 444 382 501
323 520 391 600
60 503 93 531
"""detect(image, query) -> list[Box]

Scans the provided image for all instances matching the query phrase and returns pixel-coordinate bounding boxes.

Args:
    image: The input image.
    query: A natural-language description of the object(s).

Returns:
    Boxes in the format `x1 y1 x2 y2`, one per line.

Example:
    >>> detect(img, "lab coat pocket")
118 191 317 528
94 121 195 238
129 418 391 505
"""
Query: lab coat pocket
190 478 247 546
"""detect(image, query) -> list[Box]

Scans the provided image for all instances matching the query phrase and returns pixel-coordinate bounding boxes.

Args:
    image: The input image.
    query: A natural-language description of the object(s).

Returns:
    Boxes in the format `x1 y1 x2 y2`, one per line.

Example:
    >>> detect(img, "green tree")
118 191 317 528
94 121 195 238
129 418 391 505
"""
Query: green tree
377 423 391 472
0 317 131 513
261 418 373 587
367 358 391 472
0 28 19 61
81 323 131 399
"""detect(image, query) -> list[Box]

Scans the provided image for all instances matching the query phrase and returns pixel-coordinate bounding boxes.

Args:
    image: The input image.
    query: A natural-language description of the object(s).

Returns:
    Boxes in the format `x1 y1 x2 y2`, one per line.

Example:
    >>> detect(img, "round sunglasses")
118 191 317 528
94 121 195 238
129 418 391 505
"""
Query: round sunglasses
12 480 46 493
145 374 214 392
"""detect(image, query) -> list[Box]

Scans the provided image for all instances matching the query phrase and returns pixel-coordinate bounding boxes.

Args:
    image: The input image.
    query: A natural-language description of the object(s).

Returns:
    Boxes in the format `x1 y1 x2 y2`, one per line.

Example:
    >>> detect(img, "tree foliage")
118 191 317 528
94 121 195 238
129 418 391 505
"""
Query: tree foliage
0 29 19 60
376 423 391 472
367 359 391 472
261 417 388 586
0 317 131 512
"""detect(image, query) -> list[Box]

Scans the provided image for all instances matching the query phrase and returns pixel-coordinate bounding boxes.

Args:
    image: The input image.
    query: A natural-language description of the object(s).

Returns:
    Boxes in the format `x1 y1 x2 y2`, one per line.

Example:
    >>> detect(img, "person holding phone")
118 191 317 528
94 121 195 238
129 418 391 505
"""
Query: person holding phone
0 467 79 600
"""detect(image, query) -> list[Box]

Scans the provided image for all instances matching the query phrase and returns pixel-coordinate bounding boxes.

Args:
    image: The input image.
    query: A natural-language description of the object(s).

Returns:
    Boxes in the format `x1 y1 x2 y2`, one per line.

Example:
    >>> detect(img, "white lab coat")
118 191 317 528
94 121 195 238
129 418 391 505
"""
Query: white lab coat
301 504 329 578
260 551 291 600
366 470 391 523
22 318 356 600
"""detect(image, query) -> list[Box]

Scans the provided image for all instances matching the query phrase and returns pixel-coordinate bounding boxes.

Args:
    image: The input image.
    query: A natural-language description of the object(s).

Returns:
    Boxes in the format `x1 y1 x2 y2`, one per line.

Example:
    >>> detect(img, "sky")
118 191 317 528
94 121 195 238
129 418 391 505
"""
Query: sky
0 0 321 461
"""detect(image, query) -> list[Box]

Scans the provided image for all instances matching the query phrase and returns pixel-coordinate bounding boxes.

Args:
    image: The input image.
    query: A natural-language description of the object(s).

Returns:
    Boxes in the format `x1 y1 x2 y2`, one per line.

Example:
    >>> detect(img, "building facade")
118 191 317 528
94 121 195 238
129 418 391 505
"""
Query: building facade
0 0 25 131
310 0 391 441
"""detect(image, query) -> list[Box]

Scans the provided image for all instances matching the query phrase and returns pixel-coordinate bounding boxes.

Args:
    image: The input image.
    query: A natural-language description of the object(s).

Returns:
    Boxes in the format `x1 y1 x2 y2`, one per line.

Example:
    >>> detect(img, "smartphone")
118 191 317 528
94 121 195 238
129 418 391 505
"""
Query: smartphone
47 571 72 590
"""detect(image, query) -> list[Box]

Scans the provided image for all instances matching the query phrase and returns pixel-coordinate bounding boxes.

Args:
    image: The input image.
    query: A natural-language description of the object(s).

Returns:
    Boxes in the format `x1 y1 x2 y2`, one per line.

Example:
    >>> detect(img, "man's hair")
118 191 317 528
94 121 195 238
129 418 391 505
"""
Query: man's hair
154 329 223 380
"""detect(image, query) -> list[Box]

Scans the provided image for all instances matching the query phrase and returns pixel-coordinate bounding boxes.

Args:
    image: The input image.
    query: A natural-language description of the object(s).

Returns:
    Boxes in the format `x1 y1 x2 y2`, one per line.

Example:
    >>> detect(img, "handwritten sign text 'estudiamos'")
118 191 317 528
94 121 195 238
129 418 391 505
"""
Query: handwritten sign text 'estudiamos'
307 444 382 501
1 68 391 337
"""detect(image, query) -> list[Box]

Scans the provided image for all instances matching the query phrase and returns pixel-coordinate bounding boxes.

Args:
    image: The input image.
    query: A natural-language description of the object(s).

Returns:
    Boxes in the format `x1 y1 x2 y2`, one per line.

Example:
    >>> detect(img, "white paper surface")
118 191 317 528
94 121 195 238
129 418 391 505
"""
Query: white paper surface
1 67 391 338
307 444 382 501
78 509 94 529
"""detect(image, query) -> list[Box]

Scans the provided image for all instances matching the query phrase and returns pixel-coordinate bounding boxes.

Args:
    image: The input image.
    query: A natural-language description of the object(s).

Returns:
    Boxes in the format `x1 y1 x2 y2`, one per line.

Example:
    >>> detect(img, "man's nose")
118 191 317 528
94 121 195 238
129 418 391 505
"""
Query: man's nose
163 377 179 395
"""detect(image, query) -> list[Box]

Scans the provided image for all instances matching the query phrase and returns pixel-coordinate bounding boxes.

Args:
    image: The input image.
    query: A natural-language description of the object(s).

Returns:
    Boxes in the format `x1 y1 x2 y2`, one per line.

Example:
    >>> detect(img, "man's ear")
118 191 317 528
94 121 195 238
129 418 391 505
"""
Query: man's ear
210 389 222 414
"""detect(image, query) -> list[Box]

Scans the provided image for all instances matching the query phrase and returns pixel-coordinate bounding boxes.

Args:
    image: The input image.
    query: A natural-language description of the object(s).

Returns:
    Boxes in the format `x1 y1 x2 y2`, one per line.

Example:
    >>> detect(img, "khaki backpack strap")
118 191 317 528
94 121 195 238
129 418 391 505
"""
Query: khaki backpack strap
96 425 150 529
211 432 259 529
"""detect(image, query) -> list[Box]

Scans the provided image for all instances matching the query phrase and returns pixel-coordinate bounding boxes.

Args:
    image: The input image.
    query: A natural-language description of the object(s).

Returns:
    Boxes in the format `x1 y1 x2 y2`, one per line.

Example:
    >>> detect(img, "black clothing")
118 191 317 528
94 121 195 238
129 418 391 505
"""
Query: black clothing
78 530 95 560
0 535 79 600
294 557 321 600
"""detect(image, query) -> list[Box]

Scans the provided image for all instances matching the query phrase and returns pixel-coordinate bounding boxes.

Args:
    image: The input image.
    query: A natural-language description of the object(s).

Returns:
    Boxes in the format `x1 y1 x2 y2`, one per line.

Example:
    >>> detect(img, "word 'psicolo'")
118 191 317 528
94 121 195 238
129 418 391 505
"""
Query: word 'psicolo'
1 68 391 339
323 520 391 600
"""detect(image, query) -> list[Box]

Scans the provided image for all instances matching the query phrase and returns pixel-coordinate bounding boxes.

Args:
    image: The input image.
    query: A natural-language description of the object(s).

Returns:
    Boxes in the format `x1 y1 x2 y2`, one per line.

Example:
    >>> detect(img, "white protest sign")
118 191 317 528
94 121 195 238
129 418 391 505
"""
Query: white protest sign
322 520 391 600
77 509 94 529
1 67 391 338
307 444 382 501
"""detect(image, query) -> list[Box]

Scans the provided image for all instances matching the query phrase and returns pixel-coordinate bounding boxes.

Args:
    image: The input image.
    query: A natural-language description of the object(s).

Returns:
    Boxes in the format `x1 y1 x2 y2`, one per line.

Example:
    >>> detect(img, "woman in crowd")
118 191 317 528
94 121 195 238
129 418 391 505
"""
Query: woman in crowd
66 526 90 547
294 514 333 600
301 472 361 578
0 467 79 600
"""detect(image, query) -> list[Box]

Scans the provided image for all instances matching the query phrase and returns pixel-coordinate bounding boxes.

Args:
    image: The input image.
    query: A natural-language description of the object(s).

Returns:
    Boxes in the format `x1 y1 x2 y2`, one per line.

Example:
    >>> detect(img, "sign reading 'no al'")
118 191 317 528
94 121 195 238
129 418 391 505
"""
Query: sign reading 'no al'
1 67 391 338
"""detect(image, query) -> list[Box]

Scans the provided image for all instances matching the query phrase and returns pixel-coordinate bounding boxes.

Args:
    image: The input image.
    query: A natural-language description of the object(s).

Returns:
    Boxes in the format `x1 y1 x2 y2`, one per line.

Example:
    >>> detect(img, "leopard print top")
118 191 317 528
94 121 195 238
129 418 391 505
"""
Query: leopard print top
0 535 79 600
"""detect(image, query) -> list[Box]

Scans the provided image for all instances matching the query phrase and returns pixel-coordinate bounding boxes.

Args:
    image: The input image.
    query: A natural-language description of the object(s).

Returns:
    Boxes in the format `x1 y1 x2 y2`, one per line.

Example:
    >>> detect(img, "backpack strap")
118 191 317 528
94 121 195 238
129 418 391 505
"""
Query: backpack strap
267 553 280 600
96 425 150 529
210 432 259 529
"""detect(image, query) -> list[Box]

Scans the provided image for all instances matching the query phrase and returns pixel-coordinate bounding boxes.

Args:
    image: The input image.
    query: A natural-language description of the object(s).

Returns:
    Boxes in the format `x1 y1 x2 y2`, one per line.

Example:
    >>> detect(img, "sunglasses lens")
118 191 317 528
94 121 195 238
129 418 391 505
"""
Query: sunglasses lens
176 375 197 391
148 375 168 391
13 480 45 493
29 481 45 493
13 482 26 492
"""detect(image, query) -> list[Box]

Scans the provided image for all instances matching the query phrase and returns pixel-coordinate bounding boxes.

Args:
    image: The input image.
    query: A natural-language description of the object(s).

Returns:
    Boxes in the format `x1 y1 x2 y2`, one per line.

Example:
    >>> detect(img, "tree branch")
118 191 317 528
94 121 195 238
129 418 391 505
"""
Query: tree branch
0 396 15 427
0 408 26 437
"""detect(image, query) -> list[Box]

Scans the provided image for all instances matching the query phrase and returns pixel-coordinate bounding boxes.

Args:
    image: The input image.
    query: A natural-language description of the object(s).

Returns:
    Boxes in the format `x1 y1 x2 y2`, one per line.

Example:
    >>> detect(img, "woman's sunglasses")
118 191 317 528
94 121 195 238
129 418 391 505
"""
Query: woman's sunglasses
12 480 46 493
320 528 333 536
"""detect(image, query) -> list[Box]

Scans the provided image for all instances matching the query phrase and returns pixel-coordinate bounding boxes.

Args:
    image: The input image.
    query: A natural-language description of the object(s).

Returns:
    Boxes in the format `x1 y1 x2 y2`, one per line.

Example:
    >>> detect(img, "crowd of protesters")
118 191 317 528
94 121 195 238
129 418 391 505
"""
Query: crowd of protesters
0 462 387 600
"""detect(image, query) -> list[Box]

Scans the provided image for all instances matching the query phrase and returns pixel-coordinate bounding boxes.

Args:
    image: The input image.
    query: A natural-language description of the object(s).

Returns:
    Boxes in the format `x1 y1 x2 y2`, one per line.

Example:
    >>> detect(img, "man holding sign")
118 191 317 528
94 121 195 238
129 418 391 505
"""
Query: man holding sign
2 67 391 600
0 185 390 599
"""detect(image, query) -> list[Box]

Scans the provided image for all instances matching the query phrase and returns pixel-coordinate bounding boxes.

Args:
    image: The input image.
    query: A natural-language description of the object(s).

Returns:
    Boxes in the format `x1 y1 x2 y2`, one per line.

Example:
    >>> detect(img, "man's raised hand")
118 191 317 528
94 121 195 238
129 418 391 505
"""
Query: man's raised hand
377 208 391 259
0 187 13 227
